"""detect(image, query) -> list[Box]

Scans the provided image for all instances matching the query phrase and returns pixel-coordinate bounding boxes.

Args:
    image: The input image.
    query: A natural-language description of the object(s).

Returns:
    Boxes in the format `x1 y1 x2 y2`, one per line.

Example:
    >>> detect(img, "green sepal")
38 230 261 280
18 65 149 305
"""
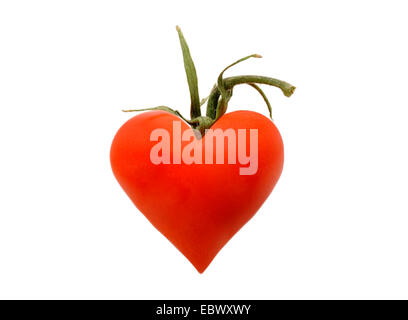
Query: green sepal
176 26 201 119
123 106 193 124
247 83 273 119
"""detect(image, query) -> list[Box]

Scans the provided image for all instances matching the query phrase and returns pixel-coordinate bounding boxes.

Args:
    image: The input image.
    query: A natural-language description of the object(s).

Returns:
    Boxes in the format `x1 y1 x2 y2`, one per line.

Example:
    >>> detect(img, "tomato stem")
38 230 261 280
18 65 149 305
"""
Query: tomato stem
122 27 296 136
214 54 262 121
206 75 296 120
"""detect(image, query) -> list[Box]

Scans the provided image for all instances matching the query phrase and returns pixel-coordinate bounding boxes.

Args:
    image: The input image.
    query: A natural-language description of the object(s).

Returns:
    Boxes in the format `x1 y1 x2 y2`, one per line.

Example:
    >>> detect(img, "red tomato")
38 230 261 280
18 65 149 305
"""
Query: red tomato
110 110 284 273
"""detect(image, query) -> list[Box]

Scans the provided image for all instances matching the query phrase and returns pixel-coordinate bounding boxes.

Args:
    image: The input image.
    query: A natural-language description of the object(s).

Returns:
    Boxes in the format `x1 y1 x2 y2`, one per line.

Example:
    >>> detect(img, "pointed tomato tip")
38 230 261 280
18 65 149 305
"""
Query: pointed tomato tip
254 54 262 58
194 263 209 274
176 25 181 32
196 267 206 274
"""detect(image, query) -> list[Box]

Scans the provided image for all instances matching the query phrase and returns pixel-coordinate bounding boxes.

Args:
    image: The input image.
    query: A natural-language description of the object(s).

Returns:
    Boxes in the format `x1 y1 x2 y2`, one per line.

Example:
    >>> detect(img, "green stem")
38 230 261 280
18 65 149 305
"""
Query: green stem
123 28 296 137
206 75 296 119
217 54 262 99
214 54 262 120
225 75 296 97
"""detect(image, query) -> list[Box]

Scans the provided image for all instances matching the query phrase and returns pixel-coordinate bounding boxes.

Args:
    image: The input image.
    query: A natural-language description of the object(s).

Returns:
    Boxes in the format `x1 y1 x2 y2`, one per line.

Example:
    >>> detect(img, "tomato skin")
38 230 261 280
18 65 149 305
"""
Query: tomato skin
110 110 284 273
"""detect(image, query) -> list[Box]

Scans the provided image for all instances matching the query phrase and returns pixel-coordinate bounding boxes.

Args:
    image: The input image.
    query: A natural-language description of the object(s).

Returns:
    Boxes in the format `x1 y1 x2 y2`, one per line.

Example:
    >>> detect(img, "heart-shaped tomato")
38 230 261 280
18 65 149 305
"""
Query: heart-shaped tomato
110 26 294 272
110 110 283 273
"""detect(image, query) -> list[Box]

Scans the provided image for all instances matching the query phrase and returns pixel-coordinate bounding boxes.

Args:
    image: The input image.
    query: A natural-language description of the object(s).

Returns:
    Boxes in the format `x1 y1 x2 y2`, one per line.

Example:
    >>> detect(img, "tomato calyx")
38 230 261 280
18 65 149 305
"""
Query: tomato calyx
123 26 296 136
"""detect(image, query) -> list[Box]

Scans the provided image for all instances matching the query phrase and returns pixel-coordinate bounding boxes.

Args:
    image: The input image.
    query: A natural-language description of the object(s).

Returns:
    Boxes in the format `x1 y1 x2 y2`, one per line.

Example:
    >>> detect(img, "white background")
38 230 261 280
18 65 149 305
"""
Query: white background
1 0 407 299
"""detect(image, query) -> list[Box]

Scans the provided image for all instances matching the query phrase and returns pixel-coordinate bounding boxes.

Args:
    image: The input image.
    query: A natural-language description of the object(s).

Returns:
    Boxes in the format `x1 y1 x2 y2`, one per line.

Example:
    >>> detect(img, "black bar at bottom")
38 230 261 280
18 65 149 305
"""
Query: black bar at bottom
0 300 406 318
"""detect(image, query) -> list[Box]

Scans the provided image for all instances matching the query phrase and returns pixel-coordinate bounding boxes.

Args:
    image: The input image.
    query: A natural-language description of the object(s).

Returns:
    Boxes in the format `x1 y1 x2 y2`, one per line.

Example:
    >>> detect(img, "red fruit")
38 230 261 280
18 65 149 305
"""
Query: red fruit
110 110 284 272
